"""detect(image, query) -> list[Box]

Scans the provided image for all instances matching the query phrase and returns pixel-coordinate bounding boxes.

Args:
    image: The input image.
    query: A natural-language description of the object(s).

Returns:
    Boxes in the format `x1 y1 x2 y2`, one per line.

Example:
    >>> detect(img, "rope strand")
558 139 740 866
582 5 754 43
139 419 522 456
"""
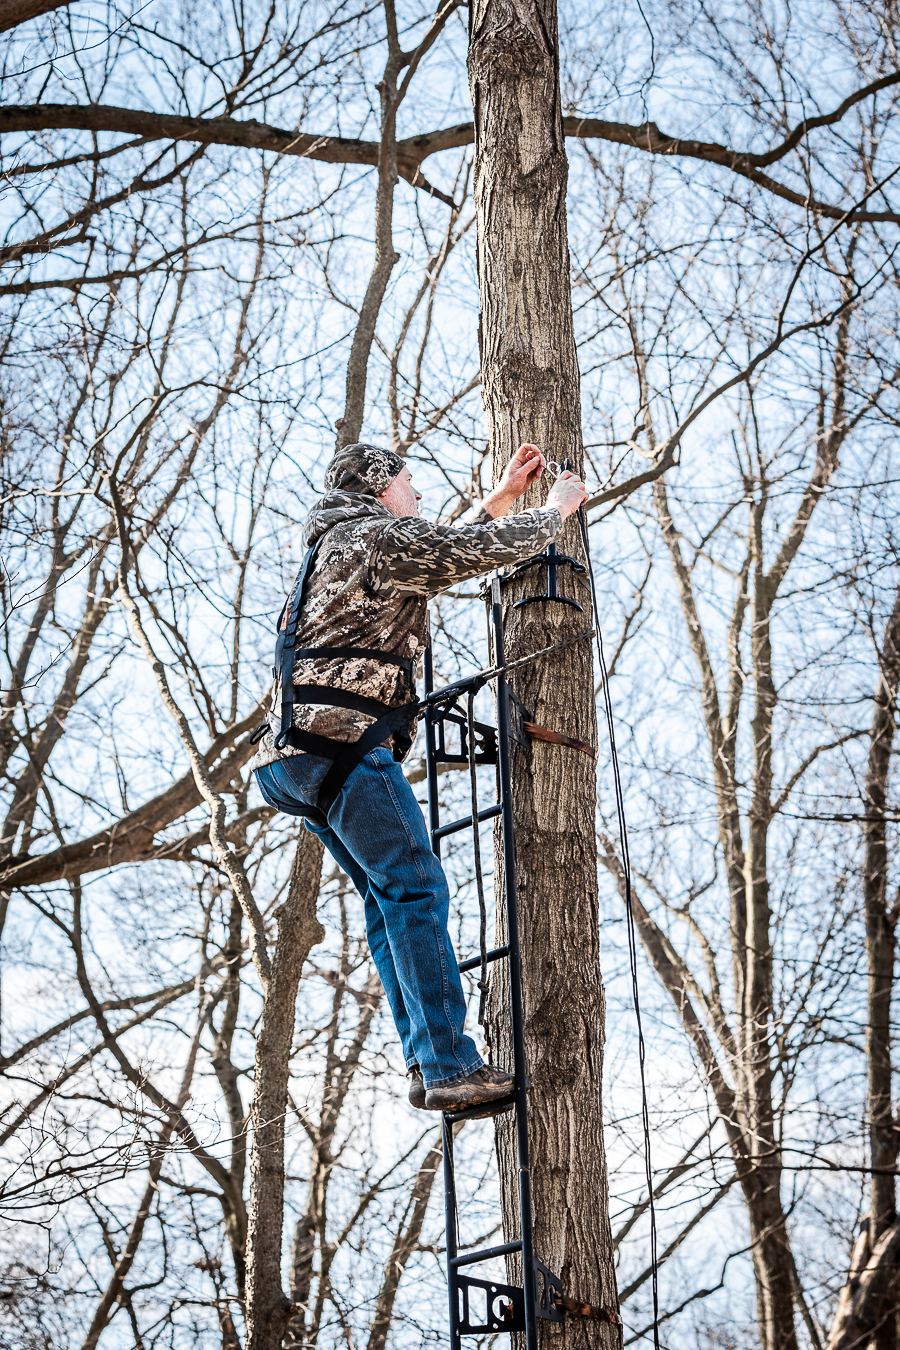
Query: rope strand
577 503 660 1350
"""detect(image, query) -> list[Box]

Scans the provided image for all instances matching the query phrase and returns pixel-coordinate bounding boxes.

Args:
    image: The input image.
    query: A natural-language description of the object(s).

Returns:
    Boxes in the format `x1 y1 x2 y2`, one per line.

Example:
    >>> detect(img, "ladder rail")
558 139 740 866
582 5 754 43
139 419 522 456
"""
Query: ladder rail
424 578 539 1350
491 576 538 1350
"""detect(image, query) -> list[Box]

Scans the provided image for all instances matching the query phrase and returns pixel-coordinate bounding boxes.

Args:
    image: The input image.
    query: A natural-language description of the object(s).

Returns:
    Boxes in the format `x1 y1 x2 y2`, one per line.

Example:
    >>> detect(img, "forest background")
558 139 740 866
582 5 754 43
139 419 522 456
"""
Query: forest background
1 1 899 1349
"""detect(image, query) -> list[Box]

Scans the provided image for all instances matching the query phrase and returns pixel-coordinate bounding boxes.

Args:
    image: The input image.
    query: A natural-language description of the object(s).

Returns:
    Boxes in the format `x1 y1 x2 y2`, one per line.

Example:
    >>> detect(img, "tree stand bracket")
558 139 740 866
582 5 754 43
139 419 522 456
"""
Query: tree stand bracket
424 576 608 1347
456 1274 525 1334
501 540 586 612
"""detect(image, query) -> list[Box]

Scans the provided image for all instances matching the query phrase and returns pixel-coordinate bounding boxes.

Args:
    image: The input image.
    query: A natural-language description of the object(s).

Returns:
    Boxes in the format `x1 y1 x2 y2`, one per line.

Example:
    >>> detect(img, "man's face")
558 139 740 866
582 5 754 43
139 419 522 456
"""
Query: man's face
378 466 422 518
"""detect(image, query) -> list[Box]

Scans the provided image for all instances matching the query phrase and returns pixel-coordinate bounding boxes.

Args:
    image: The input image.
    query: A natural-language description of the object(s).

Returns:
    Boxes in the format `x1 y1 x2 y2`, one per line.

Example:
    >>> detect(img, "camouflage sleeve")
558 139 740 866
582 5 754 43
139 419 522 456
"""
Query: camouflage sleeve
454 501 493 527
370 506 563 596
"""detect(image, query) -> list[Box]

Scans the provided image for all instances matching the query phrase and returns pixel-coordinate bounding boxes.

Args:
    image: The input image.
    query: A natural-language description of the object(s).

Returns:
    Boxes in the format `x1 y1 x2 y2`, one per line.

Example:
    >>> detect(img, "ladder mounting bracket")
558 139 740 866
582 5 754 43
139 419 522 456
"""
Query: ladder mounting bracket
457 1273 525 1335
430 705 498 766
534 1260 565 1323
506 688 532 748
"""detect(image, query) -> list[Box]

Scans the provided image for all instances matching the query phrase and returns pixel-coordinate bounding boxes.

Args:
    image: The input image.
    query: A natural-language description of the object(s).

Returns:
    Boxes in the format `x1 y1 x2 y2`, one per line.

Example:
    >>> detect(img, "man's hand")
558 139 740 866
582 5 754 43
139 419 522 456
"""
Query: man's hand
481 444 546 519
500 443 546 497
546 469 588 519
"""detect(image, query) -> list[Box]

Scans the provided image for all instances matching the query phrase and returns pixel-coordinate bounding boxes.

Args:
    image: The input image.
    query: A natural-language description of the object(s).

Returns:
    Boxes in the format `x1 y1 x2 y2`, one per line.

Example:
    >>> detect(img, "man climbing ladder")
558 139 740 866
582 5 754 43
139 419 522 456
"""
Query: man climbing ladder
252 441 587 1114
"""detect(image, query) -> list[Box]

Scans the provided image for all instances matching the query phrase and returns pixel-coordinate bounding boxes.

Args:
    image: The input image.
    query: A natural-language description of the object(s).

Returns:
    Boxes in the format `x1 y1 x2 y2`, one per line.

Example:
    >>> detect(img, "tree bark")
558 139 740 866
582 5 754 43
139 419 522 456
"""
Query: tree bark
468 2 617 1344
866 581 900 1243
244 831 325 1350
829 578 900 1350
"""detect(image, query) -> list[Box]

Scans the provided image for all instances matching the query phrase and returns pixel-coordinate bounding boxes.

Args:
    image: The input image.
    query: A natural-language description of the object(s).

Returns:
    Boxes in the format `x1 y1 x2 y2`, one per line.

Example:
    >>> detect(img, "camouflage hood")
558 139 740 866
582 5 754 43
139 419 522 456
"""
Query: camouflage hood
301 488 390 548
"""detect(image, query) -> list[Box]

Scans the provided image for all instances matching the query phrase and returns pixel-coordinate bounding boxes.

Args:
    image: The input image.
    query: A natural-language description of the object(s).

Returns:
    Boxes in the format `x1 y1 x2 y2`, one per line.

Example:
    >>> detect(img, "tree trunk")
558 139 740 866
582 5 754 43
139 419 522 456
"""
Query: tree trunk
828 579 900 1350
244 831 325 1350
866 581 900 1241
743 511 799 1350
468 2 617 1343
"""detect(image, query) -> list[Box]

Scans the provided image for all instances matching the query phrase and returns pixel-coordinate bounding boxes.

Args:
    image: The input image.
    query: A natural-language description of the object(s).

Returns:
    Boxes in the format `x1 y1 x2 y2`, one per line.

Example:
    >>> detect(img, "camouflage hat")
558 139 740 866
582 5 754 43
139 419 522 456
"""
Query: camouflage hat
324 443 405 496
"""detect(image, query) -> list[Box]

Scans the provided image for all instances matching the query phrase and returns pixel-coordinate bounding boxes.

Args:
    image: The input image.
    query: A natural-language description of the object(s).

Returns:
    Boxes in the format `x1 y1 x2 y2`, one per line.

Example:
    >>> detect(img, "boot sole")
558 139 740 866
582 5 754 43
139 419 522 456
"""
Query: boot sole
424 1085 515 1114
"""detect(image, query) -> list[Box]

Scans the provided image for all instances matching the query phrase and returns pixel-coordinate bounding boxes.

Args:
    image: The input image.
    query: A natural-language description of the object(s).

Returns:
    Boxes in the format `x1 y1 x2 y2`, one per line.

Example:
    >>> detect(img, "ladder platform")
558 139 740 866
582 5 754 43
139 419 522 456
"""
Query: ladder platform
433 802 502 840
454 1259 567 1337
458 943 509 973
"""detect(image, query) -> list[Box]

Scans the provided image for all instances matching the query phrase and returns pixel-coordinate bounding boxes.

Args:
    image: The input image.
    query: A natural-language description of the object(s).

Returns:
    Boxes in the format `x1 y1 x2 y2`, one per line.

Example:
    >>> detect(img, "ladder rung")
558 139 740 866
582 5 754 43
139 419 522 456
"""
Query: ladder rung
445 1091 517 1124
433 802 502 840
451 1239 523 1270
458 944 510 974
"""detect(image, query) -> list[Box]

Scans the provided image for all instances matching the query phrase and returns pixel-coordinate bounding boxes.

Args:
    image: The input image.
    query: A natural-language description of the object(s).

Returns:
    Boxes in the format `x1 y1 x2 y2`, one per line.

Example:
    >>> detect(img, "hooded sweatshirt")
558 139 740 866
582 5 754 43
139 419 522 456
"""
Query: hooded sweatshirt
251 490 563 770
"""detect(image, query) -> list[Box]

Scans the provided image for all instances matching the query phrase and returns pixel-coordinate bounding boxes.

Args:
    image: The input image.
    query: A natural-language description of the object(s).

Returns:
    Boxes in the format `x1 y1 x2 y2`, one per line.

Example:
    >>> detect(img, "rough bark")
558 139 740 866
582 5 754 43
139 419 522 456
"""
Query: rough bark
827 579 900 1350
468 2 616 1344
244 831 325 1350
866 581 900 1245
827 1222 900 1350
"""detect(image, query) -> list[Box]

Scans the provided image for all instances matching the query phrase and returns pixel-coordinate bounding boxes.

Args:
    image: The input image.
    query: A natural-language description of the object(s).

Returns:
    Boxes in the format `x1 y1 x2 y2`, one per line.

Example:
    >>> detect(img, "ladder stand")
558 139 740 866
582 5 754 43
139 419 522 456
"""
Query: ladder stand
423 574 565 1348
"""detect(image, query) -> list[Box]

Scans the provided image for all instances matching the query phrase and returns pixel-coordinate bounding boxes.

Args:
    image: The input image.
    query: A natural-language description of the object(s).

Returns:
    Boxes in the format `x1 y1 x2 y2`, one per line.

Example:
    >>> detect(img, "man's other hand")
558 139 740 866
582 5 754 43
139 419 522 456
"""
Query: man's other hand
481 444 546 518
546 470 588 519
499 443 546 498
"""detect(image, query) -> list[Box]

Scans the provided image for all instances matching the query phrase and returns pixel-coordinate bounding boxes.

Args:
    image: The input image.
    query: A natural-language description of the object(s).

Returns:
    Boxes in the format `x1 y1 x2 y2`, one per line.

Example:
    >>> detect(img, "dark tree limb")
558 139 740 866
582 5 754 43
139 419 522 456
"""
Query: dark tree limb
4 70 900 221
0 706 265 888
0 0 75 32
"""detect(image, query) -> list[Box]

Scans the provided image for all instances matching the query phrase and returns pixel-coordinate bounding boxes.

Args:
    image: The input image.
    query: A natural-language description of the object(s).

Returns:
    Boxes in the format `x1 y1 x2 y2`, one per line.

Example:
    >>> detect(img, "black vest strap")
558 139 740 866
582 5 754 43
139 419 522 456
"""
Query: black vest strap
276 700 420 820
288 685 397 720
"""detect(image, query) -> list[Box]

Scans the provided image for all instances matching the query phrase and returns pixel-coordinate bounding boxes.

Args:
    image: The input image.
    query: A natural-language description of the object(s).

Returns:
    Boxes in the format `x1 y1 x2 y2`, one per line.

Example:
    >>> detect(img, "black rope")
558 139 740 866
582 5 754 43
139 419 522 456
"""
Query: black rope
576 502 660 1350
466 687 491 1042
422 627 595 712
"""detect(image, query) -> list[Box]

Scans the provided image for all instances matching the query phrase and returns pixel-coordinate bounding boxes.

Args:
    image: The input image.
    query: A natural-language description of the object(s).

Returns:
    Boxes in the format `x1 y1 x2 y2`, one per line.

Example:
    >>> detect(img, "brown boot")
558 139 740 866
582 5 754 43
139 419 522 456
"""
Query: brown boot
407 1065 426 1110
425 1065 515 1114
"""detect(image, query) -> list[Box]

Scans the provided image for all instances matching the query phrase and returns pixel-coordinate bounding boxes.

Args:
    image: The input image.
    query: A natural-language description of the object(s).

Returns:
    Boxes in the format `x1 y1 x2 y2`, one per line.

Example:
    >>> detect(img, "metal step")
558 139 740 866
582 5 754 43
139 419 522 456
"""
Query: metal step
433 801 502 841
458 943 509 974
451 1239 523 1269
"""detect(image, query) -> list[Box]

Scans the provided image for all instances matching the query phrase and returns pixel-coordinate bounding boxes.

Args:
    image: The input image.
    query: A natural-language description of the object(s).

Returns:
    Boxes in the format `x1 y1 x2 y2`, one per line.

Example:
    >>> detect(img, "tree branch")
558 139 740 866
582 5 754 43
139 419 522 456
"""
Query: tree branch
5 71 900 220
0 0 75 32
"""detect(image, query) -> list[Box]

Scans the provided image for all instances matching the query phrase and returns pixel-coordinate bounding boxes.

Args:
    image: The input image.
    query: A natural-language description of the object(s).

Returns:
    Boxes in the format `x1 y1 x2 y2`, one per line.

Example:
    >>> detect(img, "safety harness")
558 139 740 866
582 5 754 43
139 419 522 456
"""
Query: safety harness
251 531 420 825
253 517 601 828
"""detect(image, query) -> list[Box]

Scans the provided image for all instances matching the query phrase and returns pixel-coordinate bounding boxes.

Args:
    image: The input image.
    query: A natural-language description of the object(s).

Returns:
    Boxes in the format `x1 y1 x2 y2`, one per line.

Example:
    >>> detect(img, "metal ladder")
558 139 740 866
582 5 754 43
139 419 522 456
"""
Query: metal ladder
422 575 564 1348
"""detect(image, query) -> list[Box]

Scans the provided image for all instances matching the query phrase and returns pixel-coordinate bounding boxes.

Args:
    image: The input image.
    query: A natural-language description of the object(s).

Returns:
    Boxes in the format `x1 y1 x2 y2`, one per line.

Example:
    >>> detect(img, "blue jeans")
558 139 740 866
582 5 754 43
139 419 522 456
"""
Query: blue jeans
255 748 482 1089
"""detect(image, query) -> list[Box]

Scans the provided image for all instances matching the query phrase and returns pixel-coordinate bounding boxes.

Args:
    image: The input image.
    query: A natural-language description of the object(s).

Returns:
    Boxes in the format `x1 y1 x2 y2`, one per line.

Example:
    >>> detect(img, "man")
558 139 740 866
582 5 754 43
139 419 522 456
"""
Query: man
253 441 588 1114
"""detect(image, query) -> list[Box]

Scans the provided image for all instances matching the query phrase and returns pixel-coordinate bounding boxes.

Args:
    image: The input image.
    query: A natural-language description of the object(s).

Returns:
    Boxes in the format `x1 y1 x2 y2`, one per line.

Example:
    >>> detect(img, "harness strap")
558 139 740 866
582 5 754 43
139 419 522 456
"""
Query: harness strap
277 700 420 819
288 685 398 720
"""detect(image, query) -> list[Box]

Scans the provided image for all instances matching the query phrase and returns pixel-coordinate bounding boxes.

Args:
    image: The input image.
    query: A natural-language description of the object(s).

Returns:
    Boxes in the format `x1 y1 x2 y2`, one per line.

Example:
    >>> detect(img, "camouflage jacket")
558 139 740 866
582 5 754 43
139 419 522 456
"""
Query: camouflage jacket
251 489 562 769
